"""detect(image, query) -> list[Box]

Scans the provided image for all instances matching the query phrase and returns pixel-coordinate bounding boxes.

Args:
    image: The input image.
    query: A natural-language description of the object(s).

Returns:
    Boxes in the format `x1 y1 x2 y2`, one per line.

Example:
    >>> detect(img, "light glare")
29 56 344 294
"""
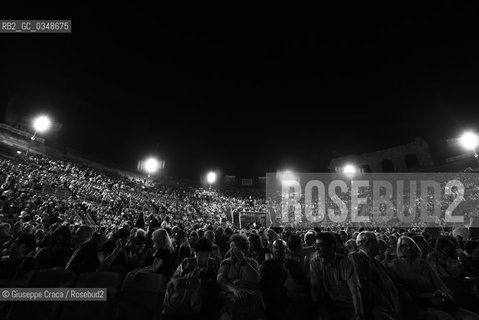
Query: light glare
459 131 479 151
343 164 357 174
144 158 159 174
206 171 217 184
32 115 52 133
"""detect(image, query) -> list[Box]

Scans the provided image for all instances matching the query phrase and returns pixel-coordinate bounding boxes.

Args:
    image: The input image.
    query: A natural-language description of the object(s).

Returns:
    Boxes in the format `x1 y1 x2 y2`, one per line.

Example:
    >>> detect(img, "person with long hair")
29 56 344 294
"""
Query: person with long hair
126 228 175 280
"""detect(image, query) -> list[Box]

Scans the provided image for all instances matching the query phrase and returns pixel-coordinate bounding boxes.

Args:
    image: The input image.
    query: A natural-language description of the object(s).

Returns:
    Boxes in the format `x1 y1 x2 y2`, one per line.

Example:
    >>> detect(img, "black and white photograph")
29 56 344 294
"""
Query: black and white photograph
1 4 479 320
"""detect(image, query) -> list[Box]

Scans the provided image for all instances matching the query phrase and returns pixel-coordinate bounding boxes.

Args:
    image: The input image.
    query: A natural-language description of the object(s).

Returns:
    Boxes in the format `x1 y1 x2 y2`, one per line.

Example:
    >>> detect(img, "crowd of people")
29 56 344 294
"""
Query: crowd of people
0 153 479 319
0 154 267 230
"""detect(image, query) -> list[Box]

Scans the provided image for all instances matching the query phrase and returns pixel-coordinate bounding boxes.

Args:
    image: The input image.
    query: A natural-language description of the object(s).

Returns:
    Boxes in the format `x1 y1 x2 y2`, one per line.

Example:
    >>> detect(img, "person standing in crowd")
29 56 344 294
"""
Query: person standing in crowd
310 232 364 320
350 231 400 319
217 234 264 320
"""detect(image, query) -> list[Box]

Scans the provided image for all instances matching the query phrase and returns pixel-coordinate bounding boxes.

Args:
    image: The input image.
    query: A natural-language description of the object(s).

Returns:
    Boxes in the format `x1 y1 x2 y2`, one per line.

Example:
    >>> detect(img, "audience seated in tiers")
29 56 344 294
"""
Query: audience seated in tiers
1 153 479 319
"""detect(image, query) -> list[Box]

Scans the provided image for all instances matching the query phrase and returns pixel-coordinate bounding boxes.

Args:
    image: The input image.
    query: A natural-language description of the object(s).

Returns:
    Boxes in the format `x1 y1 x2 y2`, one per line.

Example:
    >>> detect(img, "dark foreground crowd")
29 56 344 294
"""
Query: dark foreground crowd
0 156 479 319
1 218 479 320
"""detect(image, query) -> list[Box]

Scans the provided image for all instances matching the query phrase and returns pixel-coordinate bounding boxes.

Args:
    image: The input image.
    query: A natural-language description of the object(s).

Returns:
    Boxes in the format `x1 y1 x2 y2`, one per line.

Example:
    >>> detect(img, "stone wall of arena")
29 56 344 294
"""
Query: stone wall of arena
329 138 434 173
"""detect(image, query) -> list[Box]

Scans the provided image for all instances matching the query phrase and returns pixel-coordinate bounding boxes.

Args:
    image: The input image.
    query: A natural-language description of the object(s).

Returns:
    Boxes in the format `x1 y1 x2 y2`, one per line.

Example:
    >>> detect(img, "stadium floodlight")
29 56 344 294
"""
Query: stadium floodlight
26 115 53 156
459 131 479 151
206 171 217 190
342 164 357 175
279 170 297 187
144 157 160 175
282 170 296 181
459 131 479 165
206 171 217 184
32 115 52 135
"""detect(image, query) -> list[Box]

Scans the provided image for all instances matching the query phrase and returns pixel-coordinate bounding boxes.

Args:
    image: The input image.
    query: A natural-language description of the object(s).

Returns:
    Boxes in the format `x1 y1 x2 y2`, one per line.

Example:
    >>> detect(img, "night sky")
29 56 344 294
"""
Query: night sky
1 4 479 179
